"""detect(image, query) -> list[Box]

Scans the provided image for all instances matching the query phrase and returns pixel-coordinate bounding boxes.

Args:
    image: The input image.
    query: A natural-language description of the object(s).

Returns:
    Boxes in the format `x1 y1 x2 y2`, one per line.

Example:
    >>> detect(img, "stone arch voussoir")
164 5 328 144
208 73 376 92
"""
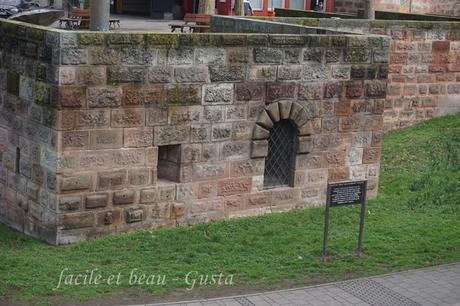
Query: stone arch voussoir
251 101 314 158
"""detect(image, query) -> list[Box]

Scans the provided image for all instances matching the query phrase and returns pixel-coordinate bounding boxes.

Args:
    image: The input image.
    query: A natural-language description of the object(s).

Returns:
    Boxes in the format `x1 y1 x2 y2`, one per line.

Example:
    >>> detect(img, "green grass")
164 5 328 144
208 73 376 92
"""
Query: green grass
1 114 459 305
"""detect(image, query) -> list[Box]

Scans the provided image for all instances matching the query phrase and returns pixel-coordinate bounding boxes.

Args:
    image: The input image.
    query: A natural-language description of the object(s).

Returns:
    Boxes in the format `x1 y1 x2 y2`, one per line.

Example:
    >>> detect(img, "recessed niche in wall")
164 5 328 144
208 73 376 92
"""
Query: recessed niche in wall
157 144 181 183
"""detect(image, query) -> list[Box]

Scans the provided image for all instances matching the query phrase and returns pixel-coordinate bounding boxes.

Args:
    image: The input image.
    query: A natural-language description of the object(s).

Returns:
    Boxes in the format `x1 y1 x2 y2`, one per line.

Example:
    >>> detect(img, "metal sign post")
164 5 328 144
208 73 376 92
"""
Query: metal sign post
322 180 367 261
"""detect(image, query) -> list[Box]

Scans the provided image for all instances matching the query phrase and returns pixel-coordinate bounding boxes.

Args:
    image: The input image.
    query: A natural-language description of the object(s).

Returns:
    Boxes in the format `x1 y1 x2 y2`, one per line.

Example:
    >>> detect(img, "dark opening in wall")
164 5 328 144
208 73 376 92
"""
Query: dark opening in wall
15 147 20 174
264 120 298 189
157 144 181 183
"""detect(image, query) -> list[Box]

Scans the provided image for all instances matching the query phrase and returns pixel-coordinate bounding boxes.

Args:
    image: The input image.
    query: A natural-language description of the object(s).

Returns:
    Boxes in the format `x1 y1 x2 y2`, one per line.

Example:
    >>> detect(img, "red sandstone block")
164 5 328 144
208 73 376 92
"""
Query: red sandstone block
436 73 456 82
328 167 350 182
388 65 402 74
390 53 408 64
58 86 86 109
432 41 450 53
447 65 460 72
429 65 447 73
217 177 251 197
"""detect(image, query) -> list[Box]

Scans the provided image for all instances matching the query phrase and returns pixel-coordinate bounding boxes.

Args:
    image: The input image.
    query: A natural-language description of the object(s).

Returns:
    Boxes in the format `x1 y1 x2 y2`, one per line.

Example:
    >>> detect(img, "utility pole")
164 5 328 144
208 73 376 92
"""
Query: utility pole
90 0 110 31
198 0 216 14
363 0 375 19
234 0 244 16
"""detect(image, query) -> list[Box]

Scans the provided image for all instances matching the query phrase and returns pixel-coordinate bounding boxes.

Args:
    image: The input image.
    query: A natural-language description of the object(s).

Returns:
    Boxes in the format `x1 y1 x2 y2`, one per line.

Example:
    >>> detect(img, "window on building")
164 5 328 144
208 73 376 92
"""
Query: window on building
263 120 298 188
249 0 263 10
267 0 285 10
157 144 181 183
290 0 305 10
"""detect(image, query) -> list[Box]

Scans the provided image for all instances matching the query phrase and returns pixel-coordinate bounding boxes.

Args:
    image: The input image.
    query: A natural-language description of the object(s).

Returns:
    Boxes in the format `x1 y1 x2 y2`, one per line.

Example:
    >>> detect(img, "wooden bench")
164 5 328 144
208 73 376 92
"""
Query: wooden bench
169 13 211 33
59 8 120 30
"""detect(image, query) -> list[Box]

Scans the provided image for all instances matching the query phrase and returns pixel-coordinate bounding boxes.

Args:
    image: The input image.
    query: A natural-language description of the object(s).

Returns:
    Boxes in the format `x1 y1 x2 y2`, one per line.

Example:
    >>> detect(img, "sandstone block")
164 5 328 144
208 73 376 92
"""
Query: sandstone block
251 140 268 158
113 190 136 205
90 130 123 150
86 193 109 209
217 177 251 196
87 87 122 108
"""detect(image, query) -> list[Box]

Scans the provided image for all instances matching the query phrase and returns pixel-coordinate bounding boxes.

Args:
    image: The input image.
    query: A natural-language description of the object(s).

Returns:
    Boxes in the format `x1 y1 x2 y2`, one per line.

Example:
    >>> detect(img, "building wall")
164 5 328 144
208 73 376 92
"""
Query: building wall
0 19 388 244
433 1 460 17
334 0 460 16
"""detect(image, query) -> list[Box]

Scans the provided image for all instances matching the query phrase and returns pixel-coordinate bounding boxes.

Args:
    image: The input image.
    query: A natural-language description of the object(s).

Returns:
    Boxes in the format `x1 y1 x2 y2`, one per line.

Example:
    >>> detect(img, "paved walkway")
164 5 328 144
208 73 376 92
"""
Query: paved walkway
143 264 460 306
52 14 173 32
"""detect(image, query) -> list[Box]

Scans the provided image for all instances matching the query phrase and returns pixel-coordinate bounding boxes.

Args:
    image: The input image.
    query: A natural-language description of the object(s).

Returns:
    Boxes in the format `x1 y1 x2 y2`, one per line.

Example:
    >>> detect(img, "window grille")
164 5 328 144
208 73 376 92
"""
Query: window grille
263 120 298 188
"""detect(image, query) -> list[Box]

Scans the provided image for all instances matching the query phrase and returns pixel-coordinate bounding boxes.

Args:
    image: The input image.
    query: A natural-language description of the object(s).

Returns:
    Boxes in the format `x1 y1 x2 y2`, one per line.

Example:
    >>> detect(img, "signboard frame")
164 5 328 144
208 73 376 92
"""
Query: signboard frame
322 180 367 261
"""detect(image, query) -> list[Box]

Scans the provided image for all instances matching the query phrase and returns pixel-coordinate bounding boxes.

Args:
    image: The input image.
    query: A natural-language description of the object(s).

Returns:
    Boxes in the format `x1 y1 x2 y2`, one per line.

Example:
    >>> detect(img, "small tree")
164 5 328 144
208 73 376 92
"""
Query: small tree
234 0 244 16
363 0 375 20
198 0 216 15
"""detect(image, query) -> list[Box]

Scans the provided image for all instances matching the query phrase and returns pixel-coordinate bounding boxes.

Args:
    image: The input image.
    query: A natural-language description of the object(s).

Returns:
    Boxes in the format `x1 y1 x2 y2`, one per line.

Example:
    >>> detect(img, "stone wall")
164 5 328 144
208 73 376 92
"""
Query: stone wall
0 19 389 244
334 0 460 16
433 1 460 17
263 17 460 130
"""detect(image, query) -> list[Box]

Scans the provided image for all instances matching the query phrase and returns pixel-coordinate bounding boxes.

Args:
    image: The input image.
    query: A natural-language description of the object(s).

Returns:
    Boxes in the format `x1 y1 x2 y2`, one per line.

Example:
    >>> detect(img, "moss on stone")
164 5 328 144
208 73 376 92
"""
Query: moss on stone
78 33 105 46
26 28 45 42
34 82 50 106
301 19 320 27
145 33 180 46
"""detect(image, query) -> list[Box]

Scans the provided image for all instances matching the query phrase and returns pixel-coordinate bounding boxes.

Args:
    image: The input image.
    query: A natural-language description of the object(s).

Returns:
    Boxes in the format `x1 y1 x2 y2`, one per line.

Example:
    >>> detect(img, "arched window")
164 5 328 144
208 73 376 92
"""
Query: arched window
264 119 298 188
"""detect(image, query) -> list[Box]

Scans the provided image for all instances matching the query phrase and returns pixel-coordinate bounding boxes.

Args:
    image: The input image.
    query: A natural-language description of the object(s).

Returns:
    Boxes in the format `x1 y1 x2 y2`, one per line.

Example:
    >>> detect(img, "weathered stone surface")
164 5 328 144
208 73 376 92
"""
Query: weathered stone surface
61 131 89 150
193 162 229 181
86 193 108 209
126 208 143 223
113 190 135 205
248 65 277 81
212 123 233 141
124 128 154 147
175 66 208 83
154 125 190 145
111 109 145 128
279 101 293 119
147 66 173 83
302 63 328 81
169 106 202 124
299 83 324 100
256 110 273 130
217 177 251 196
58 86 86 108
128 169 151 186
204 84 234 104
90 130 123 150
191 124 211 143
235 83 264 101
251 140 268 158
87 87 122 108
59 196 81 212
167 85 201 105
77 110 110 129
298 136 313 154
266 82 297 102
209 65 245 82
60 175 92 192
59 212 94 229
363 147 381 164
254 48 283 63
98 170 126 190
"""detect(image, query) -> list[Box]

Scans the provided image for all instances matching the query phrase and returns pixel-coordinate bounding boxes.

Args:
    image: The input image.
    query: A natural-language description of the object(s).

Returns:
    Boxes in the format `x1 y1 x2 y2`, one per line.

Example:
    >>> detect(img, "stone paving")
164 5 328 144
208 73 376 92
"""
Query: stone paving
141 264 460 306
52 14 173 32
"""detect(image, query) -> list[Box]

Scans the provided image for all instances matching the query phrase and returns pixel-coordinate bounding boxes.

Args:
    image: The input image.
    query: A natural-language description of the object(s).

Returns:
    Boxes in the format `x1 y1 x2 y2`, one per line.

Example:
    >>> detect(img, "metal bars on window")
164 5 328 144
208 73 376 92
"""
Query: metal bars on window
263 120 298 188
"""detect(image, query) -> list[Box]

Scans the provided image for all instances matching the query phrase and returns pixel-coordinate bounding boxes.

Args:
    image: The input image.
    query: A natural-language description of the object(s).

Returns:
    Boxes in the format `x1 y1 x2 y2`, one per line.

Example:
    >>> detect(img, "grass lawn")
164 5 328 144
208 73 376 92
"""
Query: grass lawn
1 114 459 305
